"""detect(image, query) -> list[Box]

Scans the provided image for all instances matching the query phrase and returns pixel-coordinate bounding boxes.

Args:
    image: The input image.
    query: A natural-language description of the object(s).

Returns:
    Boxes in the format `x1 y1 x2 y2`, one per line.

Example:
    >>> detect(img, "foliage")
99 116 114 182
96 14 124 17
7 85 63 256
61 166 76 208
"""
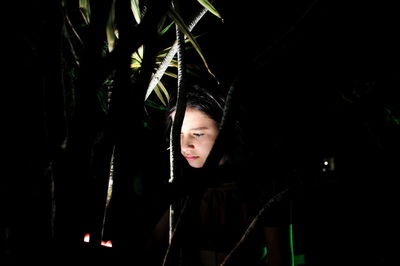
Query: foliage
64 0 222 114
56 0 225 257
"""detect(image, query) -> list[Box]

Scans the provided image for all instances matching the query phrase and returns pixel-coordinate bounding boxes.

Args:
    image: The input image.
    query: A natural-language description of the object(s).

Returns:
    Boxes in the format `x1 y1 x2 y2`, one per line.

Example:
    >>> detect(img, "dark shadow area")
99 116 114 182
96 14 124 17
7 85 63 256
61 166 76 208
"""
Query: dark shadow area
2 0 399 265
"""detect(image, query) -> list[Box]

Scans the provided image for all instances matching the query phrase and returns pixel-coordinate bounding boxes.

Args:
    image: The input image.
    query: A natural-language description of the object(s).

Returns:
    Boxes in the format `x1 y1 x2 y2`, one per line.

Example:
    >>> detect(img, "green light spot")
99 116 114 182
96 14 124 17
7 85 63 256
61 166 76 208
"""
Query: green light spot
260 246 268 260
294 254 306 265
290 223 295 266
290 223 306 265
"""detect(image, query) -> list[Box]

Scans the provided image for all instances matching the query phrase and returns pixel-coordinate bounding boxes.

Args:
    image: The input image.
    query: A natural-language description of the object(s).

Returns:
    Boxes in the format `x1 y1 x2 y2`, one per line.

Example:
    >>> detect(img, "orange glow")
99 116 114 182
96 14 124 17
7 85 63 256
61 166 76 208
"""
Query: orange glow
101 240 113 248
83 233 90 243
83 233 112 247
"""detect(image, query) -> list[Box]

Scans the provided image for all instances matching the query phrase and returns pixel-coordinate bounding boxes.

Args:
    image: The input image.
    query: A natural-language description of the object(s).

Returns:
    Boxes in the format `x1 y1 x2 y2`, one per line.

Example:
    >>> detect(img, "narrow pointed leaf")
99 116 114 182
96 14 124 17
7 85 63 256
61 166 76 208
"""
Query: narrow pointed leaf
167 7 216 78
157 80 170 102
145 99 167 110
197 0 223 21
154 84 167 106
131 45 144 69
130 0 141 24
106 0 117 52
79 0 91 24
160 21 174 35
163 71 178 79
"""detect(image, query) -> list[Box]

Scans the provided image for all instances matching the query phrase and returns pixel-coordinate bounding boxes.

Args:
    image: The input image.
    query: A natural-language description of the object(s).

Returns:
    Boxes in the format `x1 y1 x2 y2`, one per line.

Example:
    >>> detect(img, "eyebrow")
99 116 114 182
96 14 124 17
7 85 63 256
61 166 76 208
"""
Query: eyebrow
190 127 209 131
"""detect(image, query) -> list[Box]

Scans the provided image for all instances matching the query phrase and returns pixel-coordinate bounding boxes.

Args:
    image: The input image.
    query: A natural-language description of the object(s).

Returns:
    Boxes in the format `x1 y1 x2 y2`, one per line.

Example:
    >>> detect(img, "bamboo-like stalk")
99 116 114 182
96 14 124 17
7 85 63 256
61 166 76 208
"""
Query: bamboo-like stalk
162 195 190 266
100 146 115 240
168 7 188 184
169 0 187 242
164 0 189 264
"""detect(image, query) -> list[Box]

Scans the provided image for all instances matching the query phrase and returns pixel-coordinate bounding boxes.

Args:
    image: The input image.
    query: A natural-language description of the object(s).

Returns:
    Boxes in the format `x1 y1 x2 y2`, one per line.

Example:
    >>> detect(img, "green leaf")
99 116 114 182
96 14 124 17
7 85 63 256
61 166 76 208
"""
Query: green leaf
130 0 141 24
197 0 223 21
167 6 216 79
106 0 117 52
160 21 174 35
131 45 144 69
163 71 178 79
157 80 170 102
149 79 171 107
79 0 91 24
145 99 167 110
154 83 167 106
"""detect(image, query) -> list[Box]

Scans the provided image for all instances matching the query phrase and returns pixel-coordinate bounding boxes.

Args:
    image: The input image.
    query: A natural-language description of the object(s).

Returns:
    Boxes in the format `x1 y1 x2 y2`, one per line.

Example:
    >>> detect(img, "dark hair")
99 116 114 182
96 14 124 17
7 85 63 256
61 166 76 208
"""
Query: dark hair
166 83 249 166
168 84 225 123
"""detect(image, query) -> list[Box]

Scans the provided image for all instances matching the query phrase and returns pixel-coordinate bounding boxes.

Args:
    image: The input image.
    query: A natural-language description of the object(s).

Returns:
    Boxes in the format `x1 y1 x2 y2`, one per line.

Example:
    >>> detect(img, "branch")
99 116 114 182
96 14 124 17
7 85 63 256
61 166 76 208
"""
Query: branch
220 186 294 266
102 0 170 83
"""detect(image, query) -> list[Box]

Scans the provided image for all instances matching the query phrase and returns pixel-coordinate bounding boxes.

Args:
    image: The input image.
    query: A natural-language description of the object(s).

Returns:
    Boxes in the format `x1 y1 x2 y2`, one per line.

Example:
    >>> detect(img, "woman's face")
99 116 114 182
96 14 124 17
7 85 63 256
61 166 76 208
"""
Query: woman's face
172 107 219 168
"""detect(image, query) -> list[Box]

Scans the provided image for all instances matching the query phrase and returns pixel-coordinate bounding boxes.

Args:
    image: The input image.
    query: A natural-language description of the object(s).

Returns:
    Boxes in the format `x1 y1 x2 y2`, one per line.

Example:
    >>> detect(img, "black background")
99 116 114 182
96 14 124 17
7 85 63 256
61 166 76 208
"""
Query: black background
3 0 399 265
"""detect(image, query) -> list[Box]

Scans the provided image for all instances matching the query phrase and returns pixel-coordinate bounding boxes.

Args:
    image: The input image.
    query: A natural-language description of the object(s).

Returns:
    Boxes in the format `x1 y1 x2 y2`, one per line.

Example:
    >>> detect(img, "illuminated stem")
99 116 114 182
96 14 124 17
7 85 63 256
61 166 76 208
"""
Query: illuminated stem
162 196 190 266
100 146 115 240
145 6 208 100
289 223 295 266
165 0 188 263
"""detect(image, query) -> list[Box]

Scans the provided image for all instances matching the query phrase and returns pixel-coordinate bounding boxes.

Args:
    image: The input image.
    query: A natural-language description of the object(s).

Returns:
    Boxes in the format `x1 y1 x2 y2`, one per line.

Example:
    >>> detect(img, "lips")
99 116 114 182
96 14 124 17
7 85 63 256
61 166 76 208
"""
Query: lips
184 155 199 160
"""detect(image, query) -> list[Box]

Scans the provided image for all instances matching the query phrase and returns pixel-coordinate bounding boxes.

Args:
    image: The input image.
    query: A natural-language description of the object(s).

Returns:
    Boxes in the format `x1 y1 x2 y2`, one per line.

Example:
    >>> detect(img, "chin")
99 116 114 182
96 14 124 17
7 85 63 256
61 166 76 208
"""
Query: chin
188 161 204 168
189 164 202 168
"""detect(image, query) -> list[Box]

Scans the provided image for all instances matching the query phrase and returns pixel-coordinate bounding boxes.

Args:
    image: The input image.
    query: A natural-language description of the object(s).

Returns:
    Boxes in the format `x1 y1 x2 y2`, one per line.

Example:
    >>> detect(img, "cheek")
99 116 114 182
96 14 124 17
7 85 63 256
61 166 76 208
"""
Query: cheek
199 138 217 155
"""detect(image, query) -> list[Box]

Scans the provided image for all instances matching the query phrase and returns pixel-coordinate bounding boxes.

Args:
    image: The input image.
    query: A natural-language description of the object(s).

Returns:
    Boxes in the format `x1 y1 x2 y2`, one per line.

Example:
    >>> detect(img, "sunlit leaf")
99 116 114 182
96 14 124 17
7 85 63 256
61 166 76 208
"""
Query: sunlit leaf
157 80 170 102
131 45 144 68
167 7 216 78
163 71 178 79
132 45 144 62
106 0 117 52
168 59 178 68
79 0 91 24
156 57 178 67
197 0 223 21
154 84 167 106
156 51 169 58
131 62 142 69
130 0 141 24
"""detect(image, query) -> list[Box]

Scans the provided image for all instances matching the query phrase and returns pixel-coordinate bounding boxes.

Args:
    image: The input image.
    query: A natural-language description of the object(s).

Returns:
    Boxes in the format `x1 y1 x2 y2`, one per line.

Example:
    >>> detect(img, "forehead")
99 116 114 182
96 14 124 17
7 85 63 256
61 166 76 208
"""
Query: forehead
184 107 210 119
178 107 218 130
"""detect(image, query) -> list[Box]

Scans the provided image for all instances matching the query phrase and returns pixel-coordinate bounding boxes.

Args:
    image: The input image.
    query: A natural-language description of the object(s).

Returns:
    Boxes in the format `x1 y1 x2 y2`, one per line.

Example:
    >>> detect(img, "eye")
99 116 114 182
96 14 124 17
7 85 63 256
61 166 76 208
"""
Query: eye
193 133 204 137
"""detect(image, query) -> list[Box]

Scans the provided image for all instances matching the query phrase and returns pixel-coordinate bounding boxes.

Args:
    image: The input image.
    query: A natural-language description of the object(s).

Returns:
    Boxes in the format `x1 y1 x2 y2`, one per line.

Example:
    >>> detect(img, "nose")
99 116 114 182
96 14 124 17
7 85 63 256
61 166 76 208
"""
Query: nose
181 134 194 151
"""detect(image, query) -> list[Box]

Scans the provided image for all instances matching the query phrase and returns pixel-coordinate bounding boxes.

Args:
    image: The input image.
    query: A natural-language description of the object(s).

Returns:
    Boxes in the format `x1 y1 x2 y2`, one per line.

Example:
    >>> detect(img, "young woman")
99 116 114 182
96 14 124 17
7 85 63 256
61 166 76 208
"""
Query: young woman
148 83 292 266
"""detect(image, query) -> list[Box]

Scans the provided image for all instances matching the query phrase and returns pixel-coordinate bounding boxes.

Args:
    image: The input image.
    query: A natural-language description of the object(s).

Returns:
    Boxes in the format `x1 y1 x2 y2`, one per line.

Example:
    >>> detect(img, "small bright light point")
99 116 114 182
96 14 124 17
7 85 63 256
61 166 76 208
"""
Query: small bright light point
323 161 329 165
83 233 90 243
